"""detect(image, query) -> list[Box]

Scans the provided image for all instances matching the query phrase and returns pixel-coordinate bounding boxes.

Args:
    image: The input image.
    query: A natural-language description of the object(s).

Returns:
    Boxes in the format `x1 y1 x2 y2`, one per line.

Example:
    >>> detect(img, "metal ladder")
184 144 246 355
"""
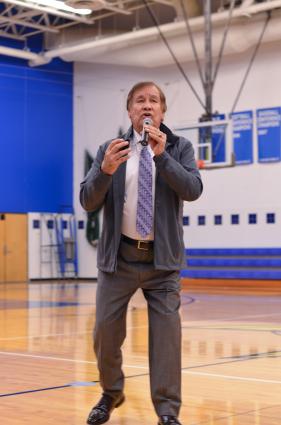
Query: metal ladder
54 214 78 278
39 213 58 279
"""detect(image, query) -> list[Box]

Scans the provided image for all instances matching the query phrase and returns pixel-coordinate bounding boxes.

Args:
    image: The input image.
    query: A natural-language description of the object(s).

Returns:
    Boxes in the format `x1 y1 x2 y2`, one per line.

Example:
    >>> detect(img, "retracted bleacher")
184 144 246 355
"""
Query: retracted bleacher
182 248 281 280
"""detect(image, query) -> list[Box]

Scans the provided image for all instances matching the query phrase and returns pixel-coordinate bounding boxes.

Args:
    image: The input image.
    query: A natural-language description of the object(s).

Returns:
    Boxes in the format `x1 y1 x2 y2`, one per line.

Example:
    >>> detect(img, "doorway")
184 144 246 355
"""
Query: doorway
0 214 27 282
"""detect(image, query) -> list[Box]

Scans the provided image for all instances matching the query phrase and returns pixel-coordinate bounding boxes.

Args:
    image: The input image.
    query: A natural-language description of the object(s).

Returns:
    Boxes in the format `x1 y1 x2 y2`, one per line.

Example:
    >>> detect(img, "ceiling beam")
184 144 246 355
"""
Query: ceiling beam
150 0 174 6
0 13 60 32
0 28 26 39
241 0 255 7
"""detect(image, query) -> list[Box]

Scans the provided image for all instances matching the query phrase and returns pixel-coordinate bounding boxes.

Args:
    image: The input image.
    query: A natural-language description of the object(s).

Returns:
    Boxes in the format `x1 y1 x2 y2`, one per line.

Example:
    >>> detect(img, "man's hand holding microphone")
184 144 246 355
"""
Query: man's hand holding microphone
101 118 166 176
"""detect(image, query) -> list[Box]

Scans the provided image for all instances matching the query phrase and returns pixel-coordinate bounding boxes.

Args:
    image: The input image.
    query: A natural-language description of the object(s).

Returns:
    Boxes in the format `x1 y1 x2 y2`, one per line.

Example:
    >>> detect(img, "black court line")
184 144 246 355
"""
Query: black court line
0 350 272 398
181 353 268 371
221 349 281 360
0 384 71 398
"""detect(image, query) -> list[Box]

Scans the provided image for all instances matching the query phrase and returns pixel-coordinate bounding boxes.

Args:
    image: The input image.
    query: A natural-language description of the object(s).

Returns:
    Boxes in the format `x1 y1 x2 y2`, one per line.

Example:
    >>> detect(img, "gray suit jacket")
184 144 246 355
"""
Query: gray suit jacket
80 123 203 272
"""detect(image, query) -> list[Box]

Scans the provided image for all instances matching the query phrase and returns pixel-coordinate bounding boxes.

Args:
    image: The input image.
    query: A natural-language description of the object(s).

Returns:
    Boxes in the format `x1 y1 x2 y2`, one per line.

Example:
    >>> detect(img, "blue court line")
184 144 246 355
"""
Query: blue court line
0 300 94 309
29 301 95 308
0 382 97 398
69 381 98 387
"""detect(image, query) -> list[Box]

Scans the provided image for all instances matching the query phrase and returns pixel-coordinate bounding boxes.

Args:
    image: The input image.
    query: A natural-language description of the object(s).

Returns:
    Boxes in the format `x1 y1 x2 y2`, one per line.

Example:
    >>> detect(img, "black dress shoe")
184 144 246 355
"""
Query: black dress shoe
158 415 182 425
87 394 125 425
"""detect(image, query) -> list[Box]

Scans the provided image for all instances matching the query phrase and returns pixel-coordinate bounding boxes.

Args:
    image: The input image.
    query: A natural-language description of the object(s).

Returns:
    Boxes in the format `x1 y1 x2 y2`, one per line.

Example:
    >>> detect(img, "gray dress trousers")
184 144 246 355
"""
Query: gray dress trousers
94 239 182 417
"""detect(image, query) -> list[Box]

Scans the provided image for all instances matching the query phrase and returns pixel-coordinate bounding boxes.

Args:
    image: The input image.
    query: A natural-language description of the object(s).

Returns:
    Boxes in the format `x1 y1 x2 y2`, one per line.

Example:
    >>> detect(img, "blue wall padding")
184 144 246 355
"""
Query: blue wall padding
181 269 281 280
183 247 281 280
0 59 73 213
186 248 281 256
187 258 281 267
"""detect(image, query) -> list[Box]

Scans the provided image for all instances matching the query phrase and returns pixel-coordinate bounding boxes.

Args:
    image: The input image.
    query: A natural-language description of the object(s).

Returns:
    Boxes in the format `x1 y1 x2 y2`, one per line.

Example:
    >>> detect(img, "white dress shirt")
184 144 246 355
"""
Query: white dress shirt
121 129 156 241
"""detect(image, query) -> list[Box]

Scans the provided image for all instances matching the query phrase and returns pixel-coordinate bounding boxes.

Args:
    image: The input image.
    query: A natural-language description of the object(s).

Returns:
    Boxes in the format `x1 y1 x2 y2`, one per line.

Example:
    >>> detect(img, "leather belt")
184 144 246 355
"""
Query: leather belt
121 234 154 251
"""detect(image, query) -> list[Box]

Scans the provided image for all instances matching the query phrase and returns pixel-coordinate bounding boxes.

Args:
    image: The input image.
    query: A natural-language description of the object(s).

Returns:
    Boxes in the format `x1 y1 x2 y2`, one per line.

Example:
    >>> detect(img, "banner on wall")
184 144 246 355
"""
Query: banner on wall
231 110 253 164
257 107 281 162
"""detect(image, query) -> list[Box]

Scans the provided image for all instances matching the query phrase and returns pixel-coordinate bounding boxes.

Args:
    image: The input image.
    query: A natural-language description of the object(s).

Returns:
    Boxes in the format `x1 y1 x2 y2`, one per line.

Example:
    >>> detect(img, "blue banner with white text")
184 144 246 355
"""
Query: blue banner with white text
232 110 253 164
257 107 281 162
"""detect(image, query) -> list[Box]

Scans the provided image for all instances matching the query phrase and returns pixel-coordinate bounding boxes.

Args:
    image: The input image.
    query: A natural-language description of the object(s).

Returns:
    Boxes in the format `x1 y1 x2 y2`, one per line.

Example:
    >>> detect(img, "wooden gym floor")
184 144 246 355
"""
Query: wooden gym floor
1 279 281 425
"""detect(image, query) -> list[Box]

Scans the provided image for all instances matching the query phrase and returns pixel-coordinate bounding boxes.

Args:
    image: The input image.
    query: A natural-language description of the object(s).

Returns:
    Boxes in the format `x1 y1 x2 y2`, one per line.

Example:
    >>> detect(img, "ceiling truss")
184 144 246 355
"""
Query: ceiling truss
0 0 280 65
0 0 176 42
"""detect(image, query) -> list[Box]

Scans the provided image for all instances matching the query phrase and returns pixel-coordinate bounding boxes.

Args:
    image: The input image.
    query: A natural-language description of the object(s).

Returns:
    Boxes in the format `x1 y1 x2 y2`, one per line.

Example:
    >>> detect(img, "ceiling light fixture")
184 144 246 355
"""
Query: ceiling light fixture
23 0 92 15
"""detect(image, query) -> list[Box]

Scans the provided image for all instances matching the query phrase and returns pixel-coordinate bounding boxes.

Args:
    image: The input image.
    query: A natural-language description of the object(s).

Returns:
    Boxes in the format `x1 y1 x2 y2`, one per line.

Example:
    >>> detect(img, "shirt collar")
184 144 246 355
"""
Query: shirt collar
132 129 142 145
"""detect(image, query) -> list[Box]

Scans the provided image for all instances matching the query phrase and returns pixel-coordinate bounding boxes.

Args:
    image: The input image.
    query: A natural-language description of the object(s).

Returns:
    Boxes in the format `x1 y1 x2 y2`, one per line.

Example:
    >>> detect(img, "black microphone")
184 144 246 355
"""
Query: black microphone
141 117 152 146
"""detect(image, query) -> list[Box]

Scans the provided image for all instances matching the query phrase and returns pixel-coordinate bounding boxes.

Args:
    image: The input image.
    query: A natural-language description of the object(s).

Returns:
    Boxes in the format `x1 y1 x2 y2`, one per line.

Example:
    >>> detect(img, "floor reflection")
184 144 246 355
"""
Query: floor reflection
0 281 281 424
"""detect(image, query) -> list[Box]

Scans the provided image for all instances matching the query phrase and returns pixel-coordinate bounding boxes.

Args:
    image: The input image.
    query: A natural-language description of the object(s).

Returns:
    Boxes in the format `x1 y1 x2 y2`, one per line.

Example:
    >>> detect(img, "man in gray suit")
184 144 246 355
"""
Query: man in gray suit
80 81 203 425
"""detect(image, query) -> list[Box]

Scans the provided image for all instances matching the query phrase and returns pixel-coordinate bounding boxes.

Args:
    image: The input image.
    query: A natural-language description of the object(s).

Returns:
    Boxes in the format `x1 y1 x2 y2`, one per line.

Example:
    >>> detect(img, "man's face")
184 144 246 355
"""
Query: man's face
128 85 165 133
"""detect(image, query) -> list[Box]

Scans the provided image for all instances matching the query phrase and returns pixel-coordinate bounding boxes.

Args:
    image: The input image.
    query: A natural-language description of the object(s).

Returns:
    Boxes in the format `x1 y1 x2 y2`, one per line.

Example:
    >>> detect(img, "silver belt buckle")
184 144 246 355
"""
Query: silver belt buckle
137 240 149 251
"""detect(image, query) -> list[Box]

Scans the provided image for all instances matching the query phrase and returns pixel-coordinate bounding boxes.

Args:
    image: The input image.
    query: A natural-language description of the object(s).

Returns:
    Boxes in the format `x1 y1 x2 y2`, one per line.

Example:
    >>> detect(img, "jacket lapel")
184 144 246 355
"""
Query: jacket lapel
113 126 132 206
113 160 126 207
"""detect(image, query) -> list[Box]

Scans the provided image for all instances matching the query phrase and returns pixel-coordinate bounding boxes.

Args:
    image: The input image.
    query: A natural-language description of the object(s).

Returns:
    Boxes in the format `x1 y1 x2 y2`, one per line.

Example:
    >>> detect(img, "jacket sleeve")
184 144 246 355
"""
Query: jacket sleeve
80 144 112 212
153 139 203 201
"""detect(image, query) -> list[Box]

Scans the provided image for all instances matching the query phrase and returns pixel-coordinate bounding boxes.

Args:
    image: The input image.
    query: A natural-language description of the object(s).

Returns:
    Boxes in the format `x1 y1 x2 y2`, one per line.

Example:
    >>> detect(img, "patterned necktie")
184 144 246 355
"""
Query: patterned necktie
136 146 153 238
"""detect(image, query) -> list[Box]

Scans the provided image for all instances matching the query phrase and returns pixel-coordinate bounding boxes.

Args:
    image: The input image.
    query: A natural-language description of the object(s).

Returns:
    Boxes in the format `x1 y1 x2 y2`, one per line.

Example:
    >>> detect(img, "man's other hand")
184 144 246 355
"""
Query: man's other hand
101 139 131 175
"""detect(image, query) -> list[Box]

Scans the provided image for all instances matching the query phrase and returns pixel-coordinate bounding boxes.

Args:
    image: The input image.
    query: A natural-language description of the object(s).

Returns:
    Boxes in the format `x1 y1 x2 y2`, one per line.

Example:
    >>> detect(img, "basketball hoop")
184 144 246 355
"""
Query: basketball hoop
174 118 233 169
